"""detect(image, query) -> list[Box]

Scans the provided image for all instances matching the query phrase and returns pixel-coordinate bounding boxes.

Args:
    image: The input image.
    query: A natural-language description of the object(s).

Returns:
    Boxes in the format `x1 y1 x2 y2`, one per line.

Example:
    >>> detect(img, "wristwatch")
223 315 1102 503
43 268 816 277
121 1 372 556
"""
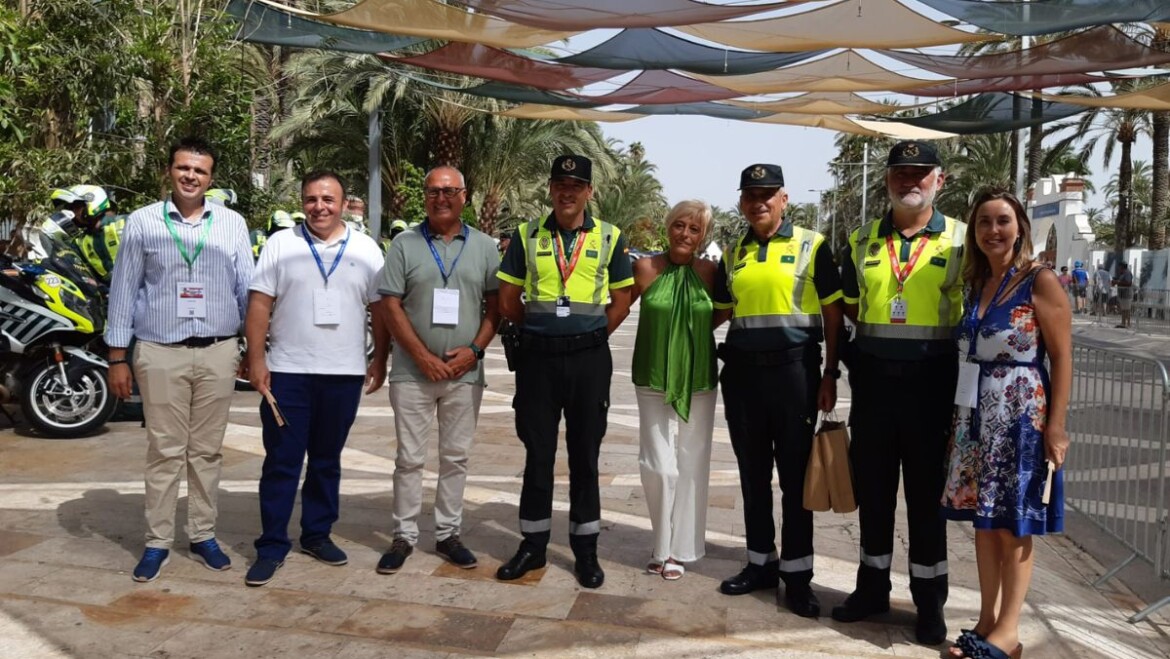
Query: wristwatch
468 343 485 360
823 367 842 380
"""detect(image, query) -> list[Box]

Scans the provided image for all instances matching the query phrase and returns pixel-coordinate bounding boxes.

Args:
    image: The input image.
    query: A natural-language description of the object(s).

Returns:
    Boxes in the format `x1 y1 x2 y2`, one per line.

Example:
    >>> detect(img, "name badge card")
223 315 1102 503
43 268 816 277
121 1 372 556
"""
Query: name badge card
556 295 571 318
313 288 341 325
432 288 459 325
176 282 207 318
890 298 908 324
955 360 980 408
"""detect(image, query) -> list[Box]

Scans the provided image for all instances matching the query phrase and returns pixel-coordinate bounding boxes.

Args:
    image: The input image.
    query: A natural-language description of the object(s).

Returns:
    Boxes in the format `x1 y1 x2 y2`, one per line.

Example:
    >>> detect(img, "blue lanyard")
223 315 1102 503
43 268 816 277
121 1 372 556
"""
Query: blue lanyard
967 266 1016 359
421 222 469 287
302 224 349 286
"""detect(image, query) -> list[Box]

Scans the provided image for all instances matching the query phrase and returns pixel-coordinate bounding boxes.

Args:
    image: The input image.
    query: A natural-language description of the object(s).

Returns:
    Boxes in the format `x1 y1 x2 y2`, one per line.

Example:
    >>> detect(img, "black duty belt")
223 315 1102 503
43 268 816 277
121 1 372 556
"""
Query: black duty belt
519 328 607 353
168 335 236 348
854 350 954 377
717 343 816 367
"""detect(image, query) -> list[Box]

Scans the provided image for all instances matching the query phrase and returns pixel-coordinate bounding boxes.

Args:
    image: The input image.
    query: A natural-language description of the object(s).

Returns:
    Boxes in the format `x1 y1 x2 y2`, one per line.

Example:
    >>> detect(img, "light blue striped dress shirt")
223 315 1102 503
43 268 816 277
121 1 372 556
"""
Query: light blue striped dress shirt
105 198 254 348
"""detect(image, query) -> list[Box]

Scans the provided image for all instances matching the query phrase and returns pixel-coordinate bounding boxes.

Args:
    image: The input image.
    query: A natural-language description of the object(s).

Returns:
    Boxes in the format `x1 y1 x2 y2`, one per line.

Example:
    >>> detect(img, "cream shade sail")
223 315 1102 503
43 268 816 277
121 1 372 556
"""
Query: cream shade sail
728 92 926 115
677 0 984 52
251 0 577 49
499 104 643 122
1032 83 1170 111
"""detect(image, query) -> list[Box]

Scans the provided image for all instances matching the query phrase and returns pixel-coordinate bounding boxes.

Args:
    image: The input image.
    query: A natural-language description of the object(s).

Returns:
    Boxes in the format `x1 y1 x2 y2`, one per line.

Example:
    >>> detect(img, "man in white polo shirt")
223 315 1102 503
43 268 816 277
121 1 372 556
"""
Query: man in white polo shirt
243 170 389 587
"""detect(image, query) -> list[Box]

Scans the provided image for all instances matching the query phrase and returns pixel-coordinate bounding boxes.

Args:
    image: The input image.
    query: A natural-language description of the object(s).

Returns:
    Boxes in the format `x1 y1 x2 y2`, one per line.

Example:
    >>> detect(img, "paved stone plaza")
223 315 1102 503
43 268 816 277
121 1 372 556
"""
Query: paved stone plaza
0 307 1167 658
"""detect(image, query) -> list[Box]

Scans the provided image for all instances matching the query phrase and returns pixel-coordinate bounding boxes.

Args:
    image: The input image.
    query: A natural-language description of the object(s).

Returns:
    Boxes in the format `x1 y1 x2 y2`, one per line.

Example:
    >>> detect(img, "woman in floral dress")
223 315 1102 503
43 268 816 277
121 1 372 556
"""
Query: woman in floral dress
941 188 1071 659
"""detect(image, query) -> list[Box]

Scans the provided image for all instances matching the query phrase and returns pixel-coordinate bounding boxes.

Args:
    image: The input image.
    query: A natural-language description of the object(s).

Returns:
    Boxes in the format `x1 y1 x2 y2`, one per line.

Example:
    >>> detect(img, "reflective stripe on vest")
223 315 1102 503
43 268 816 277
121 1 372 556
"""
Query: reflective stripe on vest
102 219 123 265
851 216 965 340
521 219 617 313
726 225 823 332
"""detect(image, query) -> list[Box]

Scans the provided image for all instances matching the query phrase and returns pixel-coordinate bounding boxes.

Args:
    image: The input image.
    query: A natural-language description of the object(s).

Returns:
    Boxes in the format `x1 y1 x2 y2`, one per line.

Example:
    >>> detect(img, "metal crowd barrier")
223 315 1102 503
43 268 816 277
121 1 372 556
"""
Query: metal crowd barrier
1133 289 1170 334
1066 340 1170 622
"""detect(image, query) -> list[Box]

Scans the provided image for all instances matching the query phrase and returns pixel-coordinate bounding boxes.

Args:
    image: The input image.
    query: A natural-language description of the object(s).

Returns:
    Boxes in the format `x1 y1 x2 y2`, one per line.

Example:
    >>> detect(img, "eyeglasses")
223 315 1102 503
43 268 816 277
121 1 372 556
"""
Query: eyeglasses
423 187 465 199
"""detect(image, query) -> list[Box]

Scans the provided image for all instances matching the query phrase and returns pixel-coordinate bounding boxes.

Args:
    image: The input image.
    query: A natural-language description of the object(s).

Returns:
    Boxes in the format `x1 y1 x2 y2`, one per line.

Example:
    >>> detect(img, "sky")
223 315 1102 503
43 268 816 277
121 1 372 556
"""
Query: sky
601 116 1155 219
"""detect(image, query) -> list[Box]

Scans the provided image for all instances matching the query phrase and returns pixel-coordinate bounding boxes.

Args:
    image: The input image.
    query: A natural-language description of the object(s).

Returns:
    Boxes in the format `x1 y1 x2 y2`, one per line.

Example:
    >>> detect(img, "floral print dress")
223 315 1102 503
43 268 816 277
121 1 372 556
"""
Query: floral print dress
941 268 1064 536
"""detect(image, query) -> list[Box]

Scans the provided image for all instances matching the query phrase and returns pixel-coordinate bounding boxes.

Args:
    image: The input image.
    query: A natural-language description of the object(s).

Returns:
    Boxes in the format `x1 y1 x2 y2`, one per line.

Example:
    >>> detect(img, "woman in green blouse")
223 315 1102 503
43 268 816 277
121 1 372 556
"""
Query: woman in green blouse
631 200 718 581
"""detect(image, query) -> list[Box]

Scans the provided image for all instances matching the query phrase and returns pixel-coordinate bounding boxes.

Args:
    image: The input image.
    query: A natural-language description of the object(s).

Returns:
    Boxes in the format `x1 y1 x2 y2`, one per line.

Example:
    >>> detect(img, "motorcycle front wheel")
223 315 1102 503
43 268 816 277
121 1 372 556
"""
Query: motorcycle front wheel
21 361 117 437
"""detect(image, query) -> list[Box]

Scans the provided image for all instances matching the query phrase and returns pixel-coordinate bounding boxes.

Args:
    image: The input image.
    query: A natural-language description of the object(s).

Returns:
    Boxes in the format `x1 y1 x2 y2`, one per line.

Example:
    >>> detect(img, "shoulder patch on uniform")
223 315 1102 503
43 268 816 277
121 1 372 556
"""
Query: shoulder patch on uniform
929 256 947 267
867 241 881 257
780 255 796 264
539 236 551 249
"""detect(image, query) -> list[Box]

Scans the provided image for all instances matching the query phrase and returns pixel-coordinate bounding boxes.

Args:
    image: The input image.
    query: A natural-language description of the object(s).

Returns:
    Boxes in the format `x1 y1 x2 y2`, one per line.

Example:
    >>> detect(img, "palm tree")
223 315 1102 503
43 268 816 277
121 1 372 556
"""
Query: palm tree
590 140 668 231
1076 82 1149 259
1149 27 1170 249
463 116 611 237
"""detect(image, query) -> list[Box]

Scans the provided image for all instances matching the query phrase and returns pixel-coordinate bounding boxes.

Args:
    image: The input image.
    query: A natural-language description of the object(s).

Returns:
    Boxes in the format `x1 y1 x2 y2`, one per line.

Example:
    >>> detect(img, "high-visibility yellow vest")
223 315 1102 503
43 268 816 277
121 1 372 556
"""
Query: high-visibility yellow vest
516 218 621 319
849 215 966 340
721 224 830 332
75 217 124 279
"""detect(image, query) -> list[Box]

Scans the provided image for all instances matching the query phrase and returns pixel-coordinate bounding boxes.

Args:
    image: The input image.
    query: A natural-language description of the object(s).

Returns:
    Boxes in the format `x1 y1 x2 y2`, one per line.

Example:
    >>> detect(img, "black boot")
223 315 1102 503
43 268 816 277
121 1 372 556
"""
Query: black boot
720 561 780 595
911 574 949 645
496 542 546 581
780 581 821 618
573 552 604 589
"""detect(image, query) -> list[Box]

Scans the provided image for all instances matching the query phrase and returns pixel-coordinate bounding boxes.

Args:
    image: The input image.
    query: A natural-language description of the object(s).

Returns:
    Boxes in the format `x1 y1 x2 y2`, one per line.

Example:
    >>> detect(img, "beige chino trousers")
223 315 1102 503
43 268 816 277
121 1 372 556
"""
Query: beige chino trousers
388 380 484 545
134 340 239 549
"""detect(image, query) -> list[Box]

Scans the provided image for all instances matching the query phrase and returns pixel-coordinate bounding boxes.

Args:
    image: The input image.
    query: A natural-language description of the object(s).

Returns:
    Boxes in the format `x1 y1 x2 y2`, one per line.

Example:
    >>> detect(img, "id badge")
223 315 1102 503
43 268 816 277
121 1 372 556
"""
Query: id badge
313 288 341 325
432 288 460 325
955 360 980 408
176 282 207 318
890 297 908 324
556 295 571 318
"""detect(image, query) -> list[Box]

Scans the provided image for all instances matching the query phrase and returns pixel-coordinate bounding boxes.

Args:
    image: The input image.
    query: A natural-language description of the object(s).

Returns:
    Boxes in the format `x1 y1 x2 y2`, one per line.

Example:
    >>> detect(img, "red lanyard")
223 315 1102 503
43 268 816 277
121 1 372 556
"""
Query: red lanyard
553 228 587 293
886 234 930 295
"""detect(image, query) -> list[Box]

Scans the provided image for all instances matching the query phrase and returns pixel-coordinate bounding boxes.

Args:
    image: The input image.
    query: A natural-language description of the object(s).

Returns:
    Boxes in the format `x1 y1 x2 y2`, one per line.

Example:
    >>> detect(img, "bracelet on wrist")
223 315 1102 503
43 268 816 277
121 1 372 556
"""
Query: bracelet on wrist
108 359 129 366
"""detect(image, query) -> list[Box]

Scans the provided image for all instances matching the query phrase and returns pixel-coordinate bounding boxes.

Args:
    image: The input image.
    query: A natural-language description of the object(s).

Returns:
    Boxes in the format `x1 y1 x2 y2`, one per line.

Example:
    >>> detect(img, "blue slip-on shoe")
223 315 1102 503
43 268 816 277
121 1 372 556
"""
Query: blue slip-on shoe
189 538 232 571
300 539 348 566
132 548 170 583
244 558 284 587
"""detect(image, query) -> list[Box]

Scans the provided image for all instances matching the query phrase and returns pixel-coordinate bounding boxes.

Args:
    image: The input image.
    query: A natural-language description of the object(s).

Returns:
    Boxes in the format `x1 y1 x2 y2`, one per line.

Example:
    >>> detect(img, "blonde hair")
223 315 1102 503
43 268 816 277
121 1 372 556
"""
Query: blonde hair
664 199 713 245
962 186 1035 287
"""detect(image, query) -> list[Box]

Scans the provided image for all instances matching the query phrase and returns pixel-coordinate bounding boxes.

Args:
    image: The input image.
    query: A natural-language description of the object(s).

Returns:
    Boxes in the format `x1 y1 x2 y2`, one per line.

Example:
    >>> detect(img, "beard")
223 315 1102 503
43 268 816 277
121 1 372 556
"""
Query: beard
888 183 939 213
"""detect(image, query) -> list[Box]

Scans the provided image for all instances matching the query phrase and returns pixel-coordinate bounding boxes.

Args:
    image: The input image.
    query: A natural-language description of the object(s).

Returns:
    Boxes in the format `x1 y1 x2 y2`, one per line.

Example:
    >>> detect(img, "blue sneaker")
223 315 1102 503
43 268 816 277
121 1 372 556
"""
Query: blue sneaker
189 538 232 571
132 548 170 582
245 558 284 587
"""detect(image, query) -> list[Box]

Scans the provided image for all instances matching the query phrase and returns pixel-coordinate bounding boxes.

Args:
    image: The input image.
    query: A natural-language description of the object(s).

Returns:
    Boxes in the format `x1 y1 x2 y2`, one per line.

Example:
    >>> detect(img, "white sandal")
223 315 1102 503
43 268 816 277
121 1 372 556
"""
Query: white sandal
662 559 685 581
646 560 664 575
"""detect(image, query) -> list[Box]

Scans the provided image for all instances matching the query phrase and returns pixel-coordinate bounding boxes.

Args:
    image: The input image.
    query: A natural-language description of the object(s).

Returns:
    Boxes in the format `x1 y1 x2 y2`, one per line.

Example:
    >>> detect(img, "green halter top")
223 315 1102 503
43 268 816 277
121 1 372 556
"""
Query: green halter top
632 262 717 422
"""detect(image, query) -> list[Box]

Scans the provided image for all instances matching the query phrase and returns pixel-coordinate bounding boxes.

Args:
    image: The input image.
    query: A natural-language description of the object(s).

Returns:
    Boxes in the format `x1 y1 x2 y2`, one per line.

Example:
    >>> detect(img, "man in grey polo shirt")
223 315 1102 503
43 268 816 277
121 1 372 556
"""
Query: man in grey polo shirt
375 166 501 574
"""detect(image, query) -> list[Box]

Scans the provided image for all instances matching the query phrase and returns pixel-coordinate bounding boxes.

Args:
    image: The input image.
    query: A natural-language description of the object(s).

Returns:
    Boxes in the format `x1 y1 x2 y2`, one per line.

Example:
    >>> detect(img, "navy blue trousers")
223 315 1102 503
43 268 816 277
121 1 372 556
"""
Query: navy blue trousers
254 372 363 561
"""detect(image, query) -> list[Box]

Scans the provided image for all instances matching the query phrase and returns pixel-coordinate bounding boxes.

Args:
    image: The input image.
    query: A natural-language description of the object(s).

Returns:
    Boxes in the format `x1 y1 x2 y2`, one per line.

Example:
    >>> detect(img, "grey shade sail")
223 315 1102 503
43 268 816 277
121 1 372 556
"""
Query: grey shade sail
915 0 1170 37
886 92 1090 134
556 28 828 75
227 0 424 53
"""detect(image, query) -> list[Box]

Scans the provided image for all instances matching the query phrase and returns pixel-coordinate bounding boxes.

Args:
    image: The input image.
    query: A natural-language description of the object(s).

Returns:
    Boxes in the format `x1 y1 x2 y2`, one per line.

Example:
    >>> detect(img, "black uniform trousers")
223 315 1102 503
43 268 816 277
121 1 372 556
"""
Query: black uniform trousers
513 339 611 556
720 345 819 587
847 350 957 613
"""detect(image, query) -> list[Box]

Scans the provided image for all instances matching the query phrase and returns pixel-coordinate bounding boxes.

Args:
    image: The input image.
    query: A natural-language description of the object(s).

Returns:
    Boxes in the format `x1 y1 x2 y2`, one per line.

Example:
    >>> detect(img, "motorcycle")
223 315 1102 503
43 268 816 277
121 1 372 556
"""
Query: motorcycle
0 217 116 437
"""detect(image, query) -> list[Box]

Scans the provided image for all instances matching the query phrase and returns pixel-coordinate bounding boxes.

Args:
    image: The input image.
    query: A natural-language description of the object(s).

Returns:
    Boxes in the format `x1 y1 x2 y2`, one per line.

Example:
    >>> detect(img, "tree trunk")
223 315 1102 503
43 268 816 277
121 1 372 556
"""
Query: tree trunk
1115 139 1134 261
1026 105 1044 190
478 191 501 238
1009 129 1020 190
1152 111 1169 250
434 127 462 169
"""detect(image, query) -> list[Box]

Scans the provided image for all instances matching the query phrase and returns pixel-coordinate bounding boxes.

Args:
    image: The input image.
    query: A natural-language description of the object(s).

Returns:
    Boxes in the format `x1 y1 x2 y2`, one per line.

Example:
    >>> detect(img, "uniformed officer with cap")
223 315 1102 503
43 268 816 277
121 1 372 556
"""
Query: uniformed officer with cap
495 154 635 589
832 141 964 645
712 163 844 618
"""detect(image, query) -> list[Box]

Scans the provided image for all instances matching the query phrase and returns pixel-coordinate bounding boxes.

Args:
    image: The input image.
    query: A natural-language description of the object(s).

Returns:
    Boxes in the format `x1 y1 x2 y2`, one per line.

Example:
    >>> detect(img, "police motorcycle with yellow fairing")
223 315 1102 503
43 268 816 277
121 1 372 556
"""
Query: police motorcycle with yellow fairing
0 212 117 437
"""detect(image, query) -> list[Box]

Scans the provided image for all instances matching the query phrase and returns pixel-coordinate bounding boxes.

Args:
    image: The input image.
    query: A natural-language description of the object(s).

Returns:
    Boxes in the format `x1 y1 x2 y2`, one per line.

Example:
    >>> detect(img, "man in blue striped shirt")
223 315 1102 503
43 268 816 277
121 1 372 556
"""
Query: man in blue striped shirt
106 136 254 583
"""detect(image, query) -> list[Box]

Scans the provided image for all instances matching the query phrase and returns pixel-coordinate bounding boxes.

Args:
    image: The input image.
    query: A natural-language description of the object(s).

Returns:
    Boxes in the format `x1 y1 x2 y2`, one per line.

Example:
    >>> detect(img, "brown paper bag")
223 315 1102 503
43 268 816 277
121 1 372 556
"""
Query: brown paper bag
804 418 857 513
803 427 832 512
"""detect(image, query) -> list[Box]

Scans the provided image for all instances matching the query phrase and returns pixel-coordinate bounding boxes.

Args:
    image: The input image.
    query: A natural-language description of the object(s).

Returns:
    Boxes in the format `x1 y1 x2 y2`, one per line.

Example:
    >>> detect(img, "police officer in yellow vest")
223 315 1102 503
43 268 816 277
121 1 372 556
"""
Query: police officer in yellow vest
50 185 124 282
495 155 635 589
832 141 964 646
712 164 844 618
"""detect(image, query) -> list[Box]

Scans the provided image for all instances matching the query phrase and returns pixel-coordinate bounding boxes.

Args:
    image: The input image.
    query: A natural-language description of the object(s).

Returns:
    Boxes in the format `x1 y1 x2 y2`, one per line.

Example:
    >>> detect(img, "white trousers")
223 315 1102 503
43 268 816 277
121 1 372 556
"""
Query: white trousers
388 380 484 545
636 387 717 563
